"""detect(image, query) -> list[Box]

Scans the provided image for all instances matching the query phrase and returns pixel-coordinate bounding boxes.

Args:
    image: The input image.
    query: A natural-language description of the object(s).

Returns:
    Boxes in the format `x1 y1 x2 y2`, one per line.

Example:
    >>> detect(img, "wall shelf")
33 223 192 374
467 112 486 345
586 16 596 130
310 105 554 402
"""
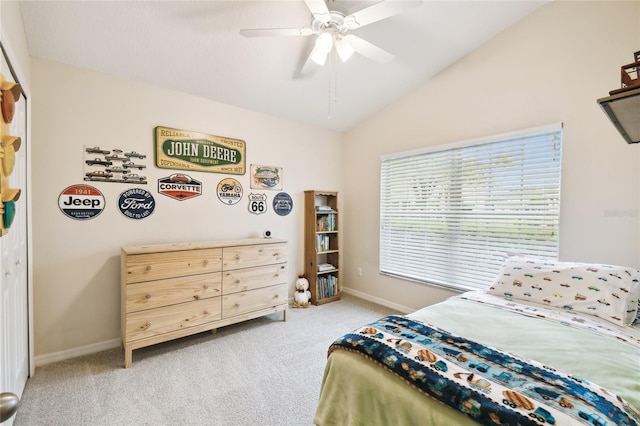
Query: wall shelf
598 87 640 144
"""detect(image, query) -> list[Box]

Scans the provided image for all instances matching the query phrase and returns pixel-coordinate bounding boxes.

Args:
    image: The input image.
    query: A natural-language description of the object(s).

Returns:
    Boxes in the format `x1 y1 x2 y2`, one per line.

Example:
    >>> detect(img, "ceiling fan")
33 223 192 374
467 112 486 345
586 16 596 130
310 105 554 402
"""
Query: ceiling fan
239 0 422 74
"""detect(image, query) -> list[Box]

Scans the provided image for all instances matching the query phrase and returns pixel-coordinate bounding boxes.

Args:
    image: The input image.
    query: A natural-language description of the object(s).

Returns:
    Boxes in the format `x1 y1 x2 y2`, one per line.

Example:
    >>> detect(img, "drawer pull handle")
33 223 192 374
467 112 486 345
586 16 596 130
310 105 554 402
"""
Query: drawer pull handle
203 285 209 289
273 252 279 256
203 260 209 265
141 321 151 330
233 303 240 308
235 280 241 284
234 255 240 261
145 265 152 271
194 295 200 300
145 294 151 299
204 310 209 315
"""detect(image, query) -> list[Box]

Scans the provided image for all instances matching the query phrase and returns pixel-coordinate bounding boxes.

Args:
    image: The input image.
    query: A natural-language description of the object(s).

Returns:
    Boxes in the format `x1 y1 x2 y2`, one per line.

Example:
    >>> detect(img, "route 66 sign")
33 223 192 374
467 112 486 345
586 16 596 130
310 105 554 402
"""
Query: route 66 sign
248 193 267 215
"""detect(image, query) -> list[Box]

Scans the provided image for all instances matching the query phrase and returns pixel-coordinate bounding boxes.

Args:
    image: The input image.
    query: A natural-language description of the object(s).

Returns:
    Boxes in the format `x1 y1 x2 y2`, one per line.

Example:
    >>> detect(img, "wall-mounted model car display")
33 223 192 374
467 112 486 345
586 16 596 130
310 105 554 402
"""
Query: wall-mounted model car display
83 144 149 185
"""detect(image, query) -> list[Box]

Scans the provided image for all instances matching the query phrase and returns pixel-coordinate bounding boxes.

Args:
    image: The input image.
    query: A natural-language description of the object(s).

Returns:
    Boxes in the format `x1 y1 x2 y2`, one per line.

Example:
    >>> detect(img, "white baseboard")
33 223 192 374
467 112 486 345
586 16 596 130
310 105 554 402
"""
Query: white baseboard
34 338 121 367
341 286 413 314
34 293 407 368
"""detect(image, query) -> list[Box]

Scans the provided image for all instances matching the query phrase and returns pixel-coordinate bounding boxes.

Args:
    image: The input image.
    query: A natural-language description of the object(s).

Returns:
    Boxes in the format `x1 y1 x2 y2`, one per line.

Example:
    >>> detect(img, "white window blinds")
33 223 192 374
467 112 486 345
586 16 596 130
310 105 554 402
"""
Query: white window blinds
380 124 563 292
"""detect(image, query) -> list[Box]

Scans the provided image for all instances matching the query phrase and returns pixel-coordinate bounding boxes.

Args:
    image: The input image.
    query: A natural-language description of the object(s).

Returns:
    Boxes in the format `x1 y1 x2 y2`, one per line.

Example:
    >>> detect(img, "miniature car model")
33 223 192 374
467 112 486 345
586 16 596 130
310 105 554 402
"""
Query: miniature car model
106 166 126 173
85 158 112 167
85 146 109 155
123 161 146 170
85 171 113 179
105 153 127 162
122 174 146 182
125 151 146 159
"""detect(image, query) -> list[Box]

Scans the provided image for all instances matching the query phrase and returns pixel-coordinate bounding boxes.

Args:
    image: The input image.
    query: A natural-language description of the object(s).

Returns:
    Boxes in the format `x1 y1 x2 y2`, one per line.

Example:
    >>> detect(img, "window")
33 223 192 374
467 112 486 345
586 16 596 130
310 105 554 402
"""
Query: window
379 124 563 292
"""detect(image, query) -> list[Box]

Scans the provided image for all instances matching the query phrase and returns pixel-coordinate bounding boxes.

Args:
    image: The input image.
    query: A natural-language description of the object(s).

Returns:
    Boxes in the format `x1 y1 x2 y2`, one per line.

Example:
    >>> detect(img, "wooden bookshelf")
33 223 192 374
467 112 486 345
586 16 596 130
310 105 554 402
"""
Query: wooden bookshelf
304 190 340 305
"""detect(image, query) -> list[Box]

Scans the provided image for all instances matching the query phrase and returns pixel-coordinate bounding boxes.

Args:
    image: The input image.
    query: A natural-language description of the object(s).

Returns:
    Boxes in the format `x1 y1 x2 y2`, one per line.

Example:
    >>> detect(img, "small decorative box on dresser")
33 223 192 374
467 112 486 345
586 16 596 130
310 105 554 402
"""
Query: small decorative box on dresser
121 238 287 368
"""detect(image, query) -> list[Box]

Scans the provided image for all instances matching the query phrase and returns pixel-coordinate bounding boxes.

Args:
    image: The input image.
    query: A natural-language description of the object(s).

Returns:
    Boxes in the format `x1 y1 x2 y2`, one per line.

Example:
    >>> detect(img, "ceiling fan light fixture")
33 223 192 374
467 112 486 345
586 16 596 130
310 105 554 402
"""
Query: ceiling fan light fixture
310 47 328 66
315 32 334 54
336 35 355 62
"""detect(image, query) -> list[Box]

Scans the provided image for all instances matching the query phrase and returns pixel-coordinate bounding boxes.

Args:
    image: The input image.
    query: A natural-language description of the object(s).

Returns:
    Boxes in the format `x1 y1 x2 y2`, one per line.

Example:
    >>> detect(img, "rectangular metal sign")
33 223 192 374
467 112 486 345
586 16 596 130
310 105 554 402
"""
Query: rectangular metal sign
154 126 246 175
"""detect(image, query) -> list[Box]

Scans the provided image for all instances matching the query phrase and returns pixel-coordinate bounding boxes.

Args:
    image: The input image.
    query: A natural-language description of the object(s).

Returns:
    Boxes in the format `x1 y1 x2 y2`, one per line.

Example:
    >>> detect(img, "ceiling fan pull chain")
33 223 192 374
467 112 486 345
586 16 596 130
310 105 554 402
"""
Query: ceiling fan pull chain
333 52 339 103
327 72 332 120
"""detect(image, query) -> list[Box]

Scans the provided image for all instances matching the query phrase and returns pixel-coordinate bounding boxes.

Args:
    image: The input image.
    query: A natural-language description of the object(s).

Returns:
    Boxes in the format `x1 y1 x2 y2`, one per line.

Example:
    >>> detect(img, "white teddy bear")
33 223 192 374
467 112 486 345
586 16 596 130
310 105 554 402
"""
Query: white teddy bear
292 275 311 308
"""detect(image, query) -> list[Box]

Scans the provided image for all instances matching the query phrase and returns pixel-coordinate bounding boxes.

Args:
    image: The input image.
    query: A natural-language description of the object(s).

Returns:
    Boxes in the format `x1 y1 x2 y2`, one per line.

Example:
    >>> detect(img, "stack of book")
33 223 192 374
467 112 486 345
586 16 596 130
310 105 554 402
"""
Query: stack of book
318 263 335 272
316 234 330 252
317 274 338 299
316 214 336 231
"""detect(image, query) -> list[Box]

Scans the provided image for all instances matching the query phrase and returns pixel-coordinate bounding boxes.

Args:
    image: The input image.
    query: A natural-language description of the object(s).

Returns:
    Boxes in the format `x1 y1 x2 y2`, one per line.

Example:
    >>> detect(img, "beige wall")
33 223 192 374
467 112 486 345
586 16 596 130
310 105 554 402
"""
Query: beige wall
13 0 640 362
31 59 344 360
342 1 640 312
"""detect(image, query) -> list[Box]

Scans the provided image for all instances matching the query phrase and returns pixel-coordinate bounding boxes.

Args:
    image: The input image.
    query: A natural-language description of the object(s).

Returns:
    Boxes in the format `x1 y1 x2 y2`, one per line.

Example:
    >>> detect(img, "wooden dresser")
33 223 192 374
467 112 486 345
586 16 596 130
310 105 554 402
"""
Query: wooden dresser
121 238 287 368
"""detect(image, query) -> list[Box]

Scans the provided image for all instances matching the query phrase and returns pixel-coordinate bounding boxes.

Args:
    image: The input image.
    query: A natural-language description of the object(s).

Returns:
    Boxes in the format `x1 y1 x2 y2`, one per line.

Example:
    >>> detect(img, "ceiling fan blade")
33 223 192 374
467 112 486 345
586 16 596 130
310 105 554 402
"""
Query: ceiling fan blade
239 28 313 37
350 36 394 64
343 0 422 29
304 0 331 24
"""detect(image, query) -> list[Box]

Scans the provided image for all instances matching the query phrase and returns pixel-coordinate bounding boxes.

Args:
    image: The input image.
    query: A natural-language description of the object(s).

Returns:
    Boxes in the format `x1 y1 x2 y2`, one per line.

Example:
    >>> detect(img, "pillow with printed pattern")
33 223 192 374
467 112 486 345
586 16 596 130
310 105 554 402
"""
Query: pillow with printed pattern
488 256 640 326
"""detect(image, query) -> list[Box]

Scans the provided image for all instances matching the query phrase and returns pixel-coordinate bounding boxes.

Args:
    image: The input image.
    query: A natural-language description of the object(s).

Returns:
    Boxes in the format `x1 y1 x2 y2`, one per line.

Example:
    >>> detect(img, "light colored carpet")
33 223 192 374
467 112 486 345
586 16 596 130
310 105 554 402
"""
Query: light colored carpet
14 294 397 426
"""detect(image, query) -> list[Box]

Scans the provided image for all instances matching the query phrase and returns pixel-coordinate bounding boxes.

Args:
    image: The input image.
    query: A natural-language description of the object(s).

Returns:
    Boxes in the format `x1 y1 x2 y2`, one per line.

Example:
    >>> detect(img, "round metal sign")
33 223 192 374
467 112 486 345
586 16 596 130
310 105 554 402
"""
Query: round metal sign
118 188 155 220
216 178 243 205
58 184 105 220
272 192 293 216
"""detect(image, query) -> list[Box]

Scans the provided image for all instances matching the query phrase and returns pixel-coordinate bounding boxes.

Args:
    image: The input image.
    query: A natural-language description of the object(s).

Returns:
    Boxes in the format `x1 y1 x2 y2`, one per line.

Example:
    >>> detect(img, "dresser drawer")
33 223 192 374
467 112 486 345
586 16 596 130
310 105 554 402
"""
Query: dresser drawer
222 243 287 271
126 297 222 342
222 284 287 318
222 263 287 295
125 248 222 283
125 273 222 313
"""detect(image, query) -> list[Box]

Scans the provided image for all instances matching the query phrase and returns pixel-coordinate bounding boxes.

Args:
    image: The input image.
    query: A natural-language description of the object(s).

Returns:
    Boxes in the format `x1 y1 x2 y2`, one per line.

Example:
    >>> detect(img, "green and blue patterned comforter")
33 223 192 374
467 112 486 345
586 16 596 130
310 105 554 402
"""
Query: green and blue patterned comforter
314 292 639 426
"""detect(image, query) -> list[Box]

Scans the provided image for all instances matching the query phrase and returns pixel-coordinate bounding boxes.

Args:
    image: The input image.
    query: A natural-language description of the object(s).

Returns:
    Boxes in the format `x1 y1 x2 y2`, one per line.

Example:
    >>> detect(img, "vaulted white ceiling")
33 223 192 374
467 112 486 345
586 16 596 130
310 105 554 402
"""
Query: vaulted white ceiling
19 0 547 132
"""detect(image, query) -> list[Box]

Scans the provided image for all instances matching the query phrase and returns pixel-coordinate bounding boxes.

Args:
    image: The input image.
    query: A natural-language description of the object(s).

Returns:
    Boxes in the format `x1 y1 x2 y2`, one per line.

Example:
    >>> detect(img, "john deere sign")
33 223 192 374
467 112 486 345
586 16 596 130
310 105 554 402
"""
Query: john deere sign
155 126 246 175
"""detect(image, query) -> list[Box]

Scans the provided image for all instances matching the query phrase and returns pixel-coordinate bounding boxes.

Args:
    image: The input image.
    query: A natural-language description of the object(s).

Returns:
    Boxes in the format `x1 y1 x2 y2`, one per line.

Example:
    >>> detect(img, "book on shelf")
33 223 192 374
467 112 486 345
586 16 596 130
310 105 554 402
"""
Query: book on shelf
316 234 330 252
317 274 338 299
318 263 335 272
316 214 336 232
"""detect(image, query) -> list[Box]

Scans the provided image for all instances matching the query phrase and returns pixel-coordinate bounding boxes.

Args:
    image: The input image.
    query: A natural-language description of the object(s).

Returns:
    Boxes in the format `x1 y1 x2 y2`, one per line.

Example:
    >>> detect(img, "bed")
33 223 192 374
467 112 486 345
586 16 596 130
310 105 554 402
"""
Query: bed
314 256 640 426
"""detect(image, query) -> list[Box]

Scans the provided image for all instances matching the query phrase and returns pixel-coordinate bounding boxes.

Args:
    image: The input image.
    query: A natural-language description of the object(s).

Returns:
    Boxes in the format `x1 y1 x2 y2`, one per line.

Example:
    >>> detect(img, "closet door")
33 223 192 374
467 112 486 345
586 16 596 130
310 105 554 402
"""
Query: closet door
0 45 29 426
